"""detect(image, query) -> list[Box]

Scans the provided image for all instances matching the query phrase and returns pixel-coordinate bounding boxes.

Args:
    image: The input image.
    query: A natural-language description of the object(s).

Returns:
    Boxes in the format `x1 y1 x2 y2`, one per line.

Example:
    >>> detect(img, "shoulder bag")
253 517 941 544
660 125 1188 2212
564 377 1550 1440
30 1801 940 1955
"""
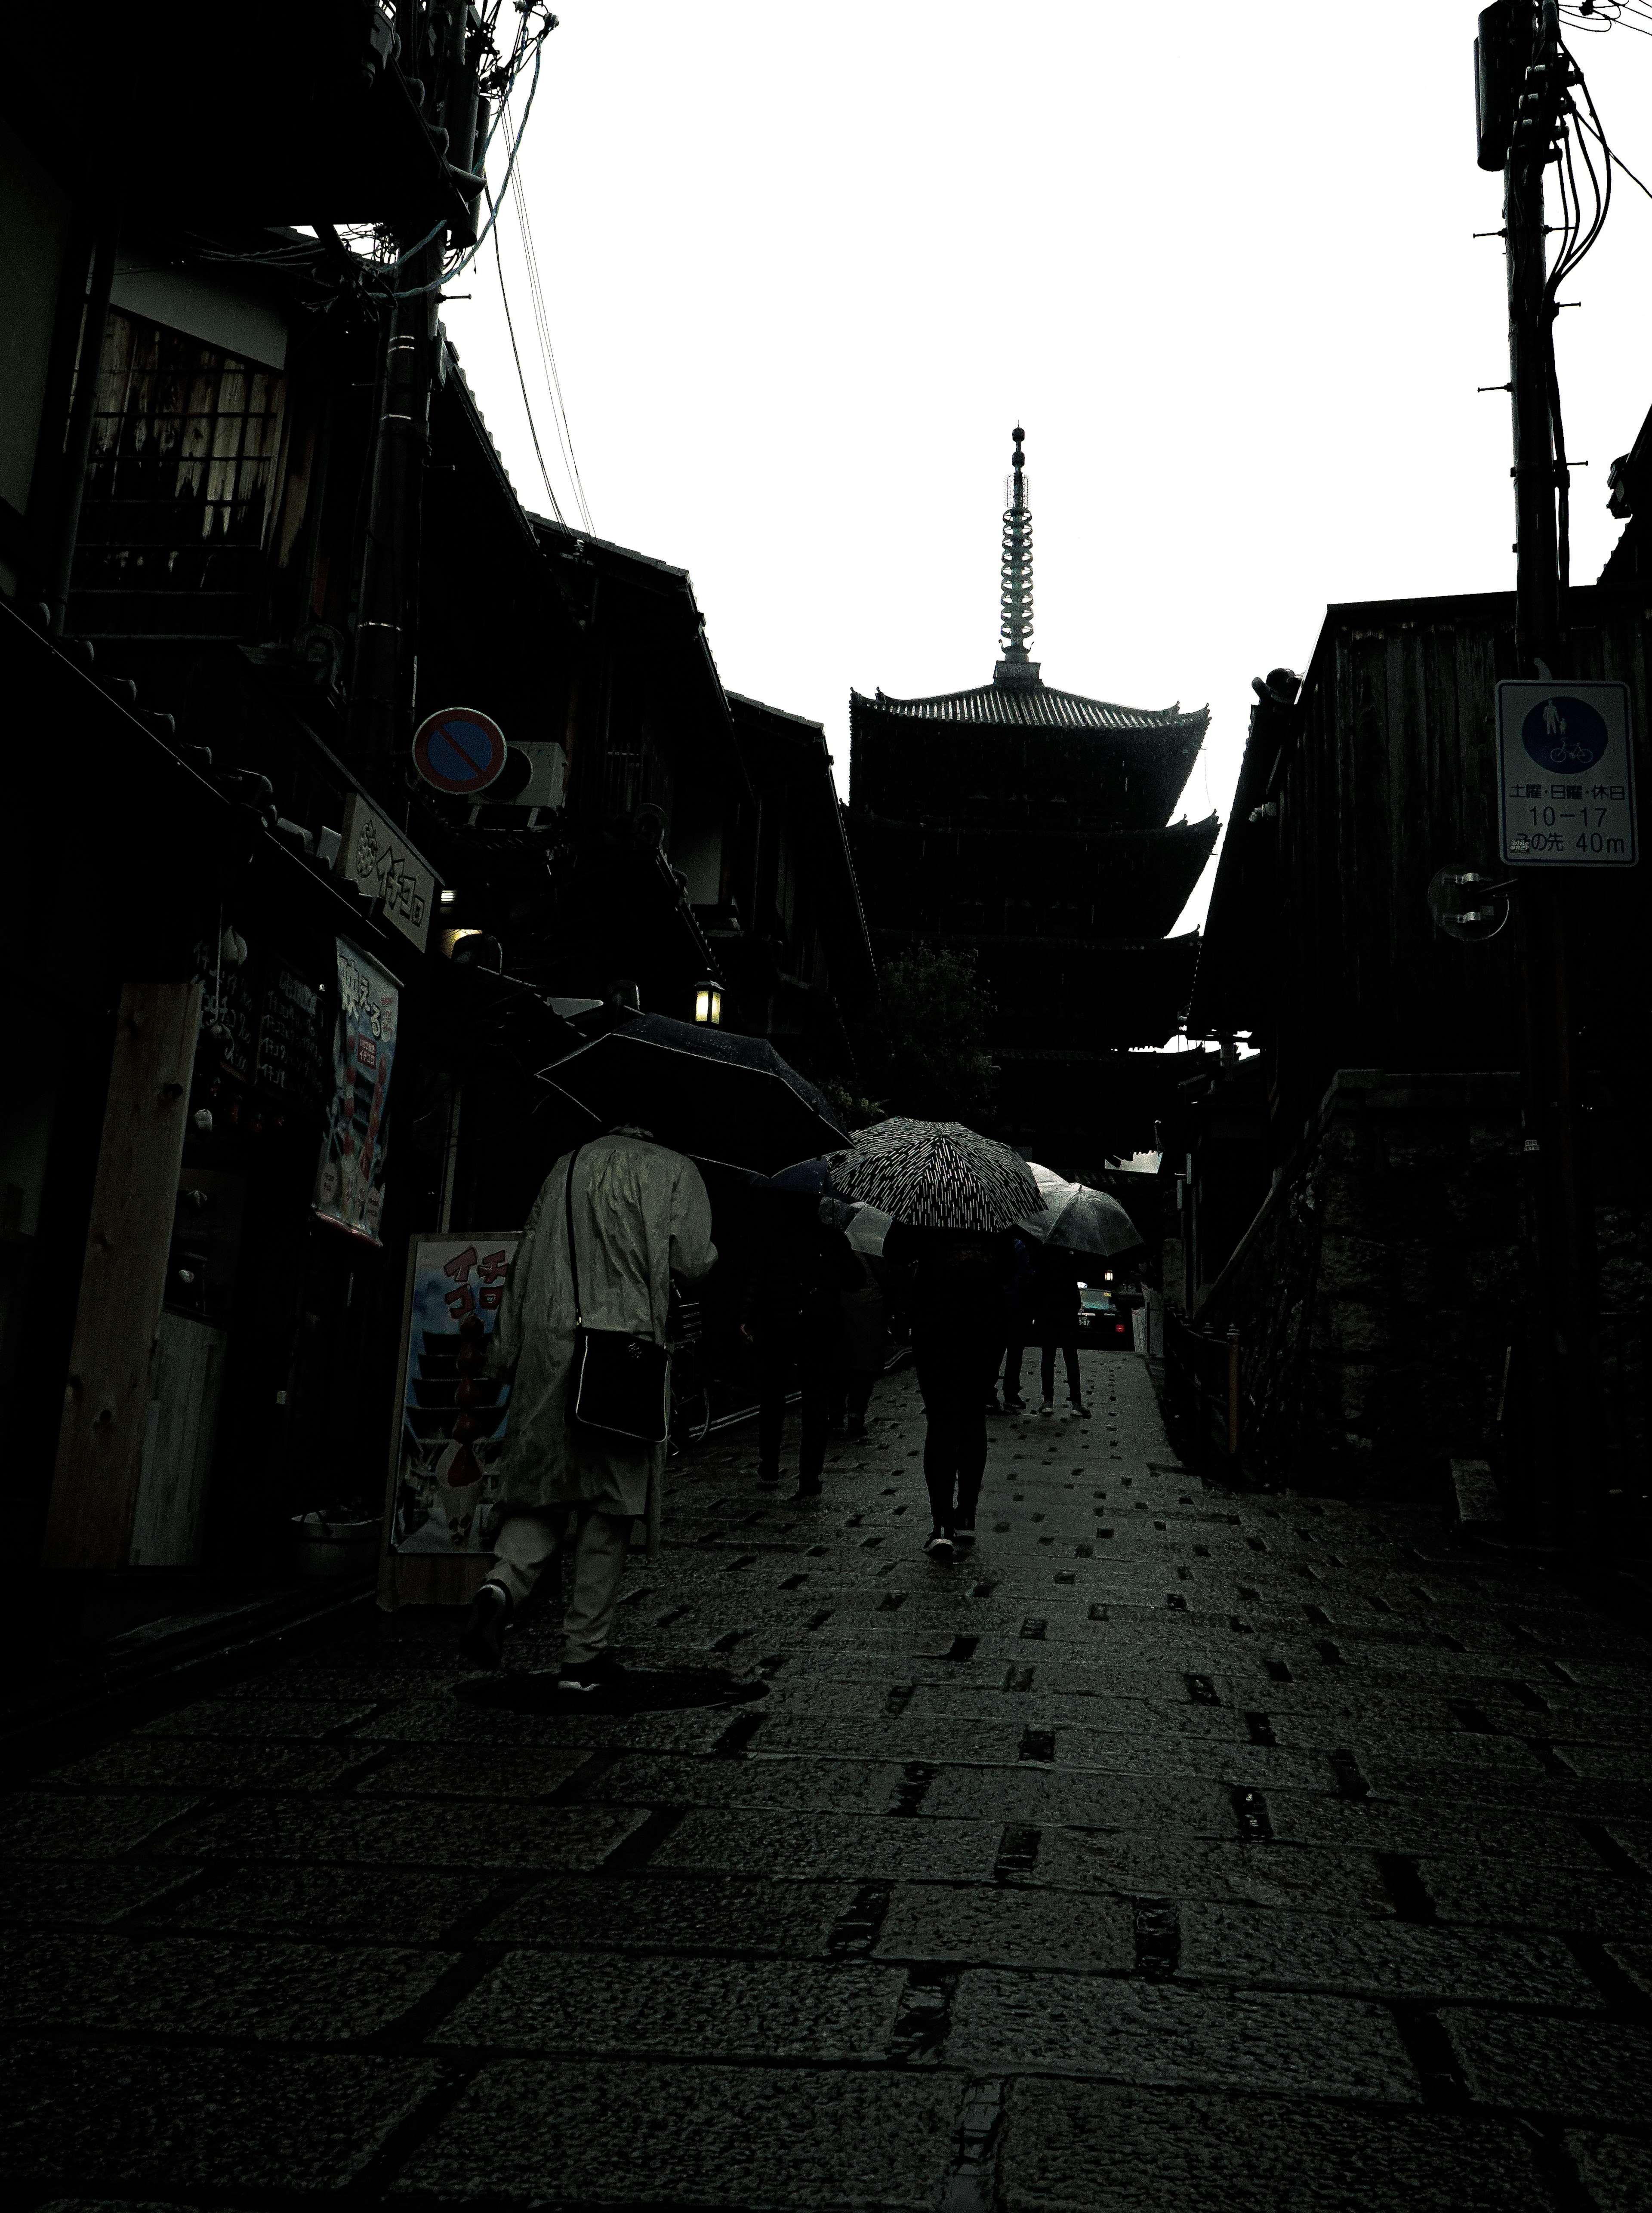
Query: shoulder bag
563 1144 672 1444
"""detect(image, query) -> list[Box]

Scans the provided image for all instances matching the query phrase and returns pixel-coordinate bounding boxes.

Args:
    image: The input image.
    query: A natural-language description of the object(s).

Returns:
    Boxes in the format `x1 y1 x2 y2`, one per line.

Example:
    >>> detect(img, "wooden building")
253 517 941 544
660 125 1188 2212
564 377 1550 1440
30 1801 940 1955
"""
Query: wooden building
1172 586 1652 1526
847 429 1217 1163
0 6 872 1630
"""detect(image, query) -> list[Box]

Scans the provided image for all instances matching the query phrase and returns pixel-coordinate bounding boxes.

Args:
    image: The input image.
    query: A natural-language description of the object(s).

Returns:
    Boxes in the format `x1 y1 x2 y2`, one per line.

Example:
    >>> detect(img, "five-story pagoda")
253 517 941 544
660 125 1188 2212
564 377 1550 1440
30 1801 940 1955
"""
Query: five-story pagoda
847 428 1217 1165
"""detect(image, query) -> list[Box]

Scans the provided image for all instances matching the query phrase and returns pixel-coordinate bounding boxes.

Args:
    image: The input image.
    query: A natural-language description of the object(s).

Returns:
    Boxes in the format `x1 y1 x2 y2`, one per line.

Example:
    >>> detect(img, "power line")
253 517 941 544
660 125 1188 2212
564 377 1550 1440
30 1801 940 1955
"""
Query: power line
1574 110 1652 203
391 32 548 297
510 154 592 530
493 217 565 524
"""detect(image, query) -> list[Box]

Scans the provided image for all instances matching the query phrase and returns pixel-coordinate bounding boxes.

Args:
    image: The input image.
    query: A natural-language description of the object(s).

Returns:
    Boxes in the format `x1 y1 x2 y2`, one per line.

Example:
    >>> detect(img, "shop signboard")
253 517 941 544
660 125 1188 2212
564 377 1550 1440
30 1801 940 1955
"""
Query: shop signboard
1162 1236 1186 1312
389 1234 519 1553
335 790 438 952
255 961 331 1113
312 936 399 1245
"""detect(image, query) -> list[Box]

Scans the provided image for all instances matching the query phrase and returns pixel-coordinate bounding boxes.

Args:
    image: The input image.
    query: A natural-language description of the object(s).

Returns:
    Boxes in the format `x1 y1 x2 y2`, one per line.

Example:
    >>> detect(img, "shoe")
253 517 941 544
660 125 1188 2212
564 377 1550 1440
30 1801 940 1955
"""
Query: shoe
1003 1396 1026 1414
459 1581 510 1669
1070 1401 1092 1419
757 1468 780 1487
559 1652 627 1695
953 1523 976 1547
792 1481 823 1503
1039 1400 1054 1418
923 1530 955 1560
845 1418 867 1442
985 1399 1005 1417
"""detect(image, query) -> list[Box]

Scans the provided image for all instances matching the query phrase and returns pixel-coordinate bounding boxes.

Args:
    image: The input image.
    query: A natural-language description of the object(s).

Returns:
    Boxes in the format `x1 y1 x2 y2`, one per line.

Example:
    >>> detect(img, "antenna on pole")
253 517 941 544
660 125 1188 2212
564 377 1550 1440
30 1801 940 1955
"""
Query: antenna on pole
994 424 1041 687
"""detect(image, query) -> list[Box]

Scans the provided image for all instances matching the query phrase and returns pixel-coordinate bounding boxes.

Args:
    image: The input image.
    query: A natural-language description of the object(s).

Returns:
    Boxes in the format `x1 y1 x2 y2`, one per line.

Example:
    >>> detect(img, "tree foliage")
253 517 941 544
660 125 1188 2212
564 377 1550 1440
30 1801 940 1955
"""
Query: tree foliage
852 945 999 1131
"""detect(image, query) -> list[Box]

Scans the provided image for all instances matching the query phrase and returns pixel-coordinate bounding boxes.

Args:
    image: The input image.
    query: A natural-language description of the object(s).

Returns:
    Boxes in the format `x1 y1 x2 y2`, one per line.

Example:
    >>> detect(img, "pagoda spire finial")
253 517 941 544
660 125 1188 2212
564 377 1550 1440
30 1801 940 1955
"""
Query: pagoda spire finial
994 423 1040 687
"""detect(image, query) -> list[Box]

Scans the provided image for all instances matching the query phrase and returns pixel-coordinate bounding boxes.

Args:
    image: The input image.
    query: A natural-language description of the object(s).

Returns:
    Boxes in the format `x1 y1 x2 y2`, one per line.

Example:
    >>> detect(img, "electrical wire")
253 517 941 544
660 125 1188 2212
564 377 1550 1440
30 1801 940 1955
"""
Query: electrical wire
173 8 550 296
388 31 548 296
493 214 566 524
1575 111 1652 203
1539 33 1617 591
1564 0 1652 24
1561 3 1652 34
510 153 592 530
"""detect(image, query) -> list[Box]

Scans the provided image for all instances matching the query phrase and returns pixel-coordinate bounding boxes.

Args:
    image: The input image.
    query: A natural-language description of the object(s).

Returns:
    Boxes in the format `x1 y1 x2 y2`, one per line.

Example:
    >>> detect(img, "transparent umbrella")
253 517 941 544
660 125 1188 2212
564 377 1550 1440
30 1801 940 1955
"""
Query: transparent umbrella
1017 1162 1142 1256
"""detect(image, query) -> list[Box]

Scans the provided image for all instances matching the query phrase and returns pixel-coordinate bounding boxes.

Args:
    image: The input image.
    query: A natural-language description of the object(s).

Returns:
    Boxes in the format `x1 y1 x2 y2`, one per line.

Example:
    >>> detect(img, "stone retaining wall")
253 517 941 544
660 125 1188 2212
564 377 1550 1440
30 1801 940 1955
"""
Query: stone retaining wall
1199 1071 1530 1501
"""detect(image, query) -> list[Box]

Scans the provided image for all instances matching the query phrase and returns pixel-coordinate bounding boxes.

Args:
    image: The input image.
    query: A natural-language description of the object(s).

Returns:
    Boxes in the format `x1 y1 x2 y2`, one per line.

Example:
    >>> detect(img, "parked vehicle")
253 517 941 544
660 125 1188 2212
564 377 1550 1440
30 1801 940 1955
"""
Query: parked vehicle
1077 1282 1131 1348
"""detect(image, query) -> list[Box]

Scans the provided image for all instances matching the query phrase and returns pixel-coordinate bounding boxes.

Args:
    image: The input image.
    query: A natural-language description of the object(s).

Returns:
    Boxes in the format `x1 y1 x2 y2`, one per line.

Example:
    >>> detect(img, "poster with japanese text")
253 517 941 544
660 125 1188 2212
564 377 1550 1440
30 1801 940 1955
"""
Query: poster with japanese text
312 937 399 1245
391 1236 519 1553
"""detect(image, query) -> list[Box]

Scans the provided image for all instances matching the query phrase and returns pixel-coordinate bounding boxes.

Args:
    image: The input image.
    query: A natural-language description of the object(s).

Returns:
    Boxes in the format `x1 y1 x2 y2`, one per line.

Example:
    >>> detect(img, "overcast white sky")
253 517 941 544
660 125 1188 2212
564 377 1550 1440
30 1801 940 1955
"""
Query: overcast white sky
442 1 1652 956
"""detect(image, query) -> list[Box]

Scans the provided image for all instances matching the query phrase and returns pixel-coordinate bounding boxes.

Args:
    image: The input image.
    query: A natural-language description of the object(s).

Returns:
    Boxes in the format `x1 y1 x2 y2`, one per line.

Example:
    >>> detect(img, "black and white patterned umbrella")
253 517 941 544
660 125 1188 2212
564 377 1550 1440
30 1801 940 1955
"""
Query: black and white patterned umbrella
827 1118 1039 1232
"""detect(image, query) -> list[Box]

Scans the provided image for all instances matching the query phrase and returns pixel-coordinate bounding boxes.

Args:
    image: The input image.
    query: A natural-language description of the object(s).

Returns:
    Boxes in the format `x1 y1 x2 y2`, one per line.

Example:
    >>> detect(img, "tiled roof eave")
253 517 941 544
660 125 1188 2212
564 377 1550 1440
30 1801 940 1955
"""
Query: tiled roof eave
851 683 1209 736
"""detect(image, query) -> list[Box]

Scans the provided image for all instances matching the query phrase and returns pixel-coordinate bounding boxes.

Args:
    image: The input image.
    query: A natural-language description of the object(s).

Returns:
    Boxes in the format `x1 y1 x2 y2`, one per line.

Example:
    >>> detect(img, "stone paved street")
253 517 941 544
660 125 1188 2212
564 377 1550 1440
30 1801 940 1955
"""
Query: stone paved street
7 1351 1652 2211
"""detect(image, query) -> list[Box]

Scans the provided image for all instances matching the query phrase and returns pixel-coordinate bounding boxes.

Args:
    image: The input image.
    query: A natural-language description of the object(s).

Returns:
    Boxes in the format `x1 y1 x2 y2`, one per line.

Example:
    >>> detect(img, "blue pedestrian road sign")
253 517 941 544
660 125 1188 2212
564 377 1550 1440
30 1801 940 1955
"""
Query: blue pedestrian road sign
1496 680 1637 867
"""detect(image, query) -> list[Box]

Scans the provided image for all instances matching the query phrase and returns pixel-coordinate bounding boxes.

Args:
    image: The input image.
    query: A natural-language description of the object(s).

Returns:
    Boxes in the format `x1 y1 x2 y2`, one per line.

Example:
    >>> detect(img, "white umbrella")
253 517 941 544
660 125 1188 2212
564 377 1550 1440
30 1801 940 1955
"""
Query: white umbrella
1017 1162 1142 1256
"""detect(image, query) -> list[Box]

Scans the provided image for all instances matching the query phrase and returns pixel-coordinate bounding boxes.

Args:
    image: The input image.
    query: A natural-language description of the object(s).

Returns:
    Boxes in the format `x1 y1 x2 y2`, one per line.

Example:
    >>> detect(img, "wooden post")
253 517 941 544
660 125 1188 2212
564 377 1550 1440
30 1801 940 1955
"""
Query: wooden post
43 980 201 1571
1226 1324 1241 1461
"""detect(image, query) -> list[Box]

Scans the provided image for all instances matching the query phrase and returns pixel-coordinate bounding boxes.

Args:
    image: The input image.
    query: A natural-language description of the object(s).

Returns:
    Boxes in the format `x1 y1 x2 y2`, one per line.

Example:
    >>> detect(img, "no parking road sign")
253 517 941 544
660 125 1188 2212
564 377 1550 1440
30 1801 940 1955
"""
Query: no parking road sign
1496 680 1637 867
412 706 509 796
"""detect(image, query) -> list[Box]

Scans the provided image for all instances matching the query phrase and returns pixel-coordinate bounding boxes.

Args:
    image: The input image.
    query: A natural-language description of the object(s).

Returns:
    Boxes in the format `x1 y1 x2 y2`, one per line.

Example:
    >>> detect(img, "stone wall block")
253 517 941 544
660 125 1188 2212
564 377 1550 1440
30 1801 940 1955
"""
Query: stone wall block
1314 1175 1369 1236
1396 1245 1463 1306
1449 1183 1524 1246
1321 1299 1393 1360
1369 1179 1460 1247
1600 1254 1652 1310
1317 1121 1369 1168
1461 1247 1524 1305
1334 1363 1381 1425
1382 1135 1461 1176
1371 1358 1495 1447
1317 1234 1397 1298
1467 1118 1520 1164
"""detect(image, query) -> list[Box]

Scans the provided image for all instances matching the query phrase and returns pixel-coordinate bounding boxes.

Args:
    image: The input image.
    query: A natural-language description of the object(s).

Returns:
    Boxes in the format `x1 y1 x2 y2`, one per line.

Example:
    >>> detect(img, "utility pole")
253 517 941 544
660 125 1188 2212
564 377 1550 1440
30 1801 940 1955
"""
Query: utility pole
349 2 487 766
348 246 438 764
1481 0 1598 1550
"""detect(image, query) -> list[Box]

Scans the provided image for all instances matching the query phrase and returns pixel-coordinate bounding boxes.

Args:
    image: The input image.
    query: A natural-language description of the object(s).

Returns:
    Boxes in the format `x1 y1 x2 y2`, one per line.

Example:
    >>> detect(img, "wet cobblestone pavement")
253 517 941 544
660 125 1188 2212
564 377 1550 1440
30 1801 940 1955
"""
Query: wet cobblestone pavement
7 1351 1652 2210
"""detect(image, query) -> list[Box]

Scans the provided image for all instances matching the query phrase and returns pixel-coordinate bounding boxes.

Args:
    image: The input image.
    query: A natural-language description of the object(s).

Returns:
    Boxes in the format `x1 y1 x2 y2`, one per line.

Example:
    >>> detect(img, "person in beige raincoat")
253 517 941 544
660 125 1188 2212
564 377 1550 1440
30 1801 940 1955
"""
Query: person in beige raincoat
460 1129 715 1686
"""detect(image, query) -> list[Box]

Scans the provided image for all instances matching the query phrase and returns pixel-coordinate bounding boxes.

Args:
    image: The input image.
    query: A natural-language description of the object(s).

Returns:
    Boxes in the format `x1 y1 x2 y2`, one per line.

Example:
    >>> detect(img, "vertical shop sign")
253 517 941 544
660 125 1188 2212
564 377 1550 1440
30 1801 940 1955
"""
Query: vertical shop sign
389 1235 519 1553
312 937 400 1245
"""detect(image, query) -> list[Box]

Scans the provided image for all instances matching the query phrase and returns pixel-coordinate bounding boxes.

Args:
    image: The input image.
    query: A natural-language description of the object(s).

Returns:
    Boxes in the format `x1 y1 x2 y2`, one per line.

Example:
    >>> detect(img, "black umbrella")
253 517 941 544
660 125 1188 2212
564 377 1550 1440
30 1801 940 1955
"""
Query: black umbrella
827 1117 1039 1232
536 1014 850 1176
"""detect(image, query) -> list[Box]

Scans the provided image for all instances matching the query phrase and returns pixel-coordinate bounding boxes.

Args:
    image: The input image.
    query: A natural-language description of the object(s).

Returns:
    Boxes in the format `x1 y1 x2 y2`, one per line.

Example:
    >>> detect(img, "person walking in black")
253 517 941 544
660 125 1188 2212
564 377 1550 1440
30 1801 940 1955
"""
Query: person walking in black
990 1234 1036 1414
830 1239 888 1441
741 1196 861 1499
893 1224 1015 1557
1032 1242 1090 1418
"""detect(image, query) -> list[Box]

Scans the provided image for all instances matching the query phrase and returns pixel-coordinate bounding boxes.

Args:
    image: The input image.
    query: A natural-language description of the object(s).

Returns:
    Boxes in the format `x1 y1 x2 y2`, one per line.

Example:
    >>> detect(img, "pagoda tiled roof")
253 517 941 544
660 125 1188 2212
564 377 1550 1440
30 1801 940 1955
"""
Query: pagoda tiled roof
853 682 1207 736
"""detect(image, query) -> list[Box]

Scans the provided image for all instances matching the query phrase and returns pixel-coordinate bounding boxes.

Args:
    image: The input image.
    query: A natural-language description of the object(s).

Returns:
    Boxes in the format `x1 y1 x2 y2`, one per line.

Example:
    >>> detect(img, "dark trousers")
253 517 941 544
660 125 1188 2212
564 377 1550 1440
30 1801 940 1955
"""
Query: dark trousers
1000 1342 1028 1403
1040 1333 1083 1404
756 1338 832 1488
914 1342 992 1531
827 1369 876 1429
